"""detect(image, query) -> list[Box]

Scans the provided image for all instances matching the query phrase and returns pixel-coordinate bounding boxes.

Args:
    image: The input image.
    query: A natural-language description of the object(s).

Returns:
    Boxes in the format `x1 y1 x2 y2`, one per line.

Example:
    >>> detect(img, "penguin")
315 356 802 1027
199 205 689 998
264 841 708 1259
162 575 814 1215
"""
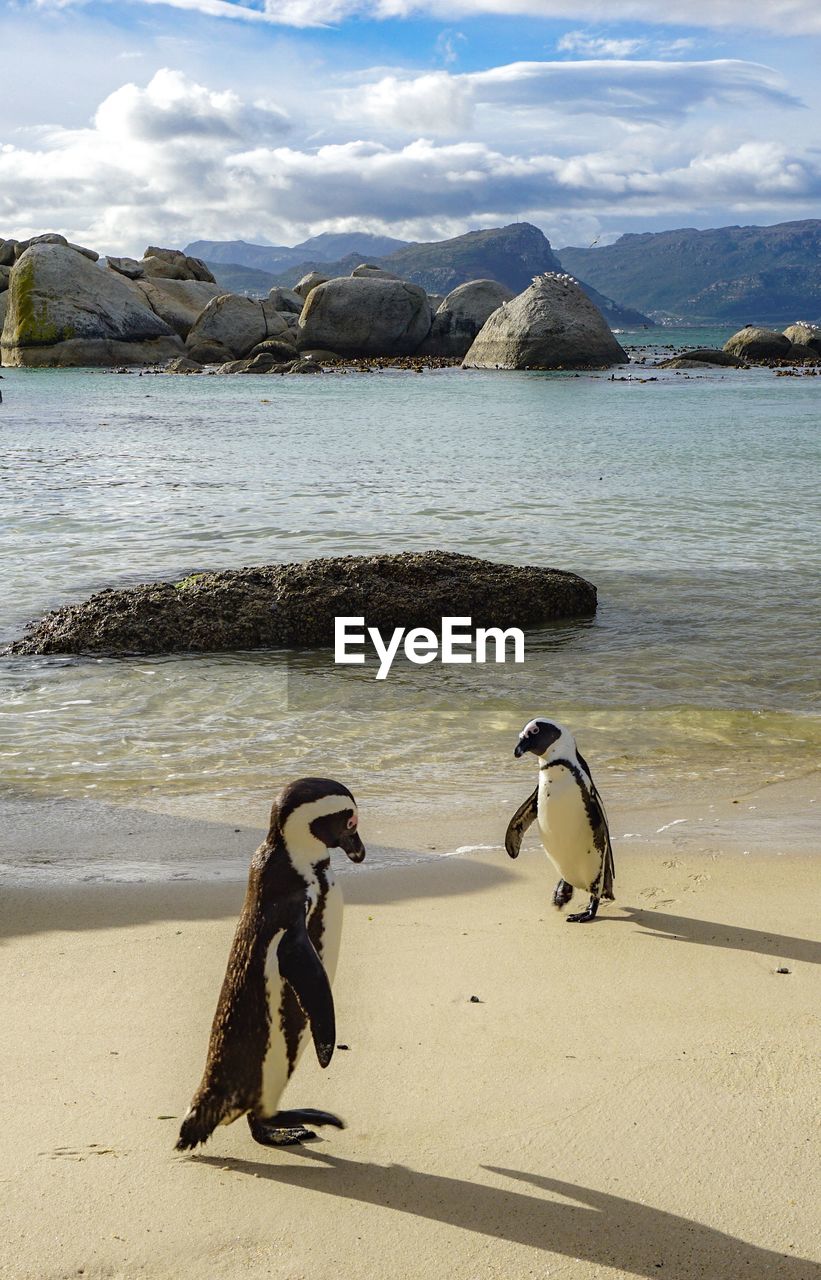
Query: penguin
506 718 614 923
176 776 365 1152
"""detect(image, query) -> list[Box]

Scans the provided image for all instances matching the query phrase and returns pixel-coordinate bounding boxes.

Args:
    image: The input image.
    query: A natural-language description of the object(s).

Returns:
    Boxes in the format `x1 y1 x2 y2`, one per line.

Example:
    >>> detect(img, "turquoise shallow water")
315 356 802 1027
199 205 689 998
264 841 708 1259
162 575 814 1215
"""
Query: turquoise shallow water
1 329 819 825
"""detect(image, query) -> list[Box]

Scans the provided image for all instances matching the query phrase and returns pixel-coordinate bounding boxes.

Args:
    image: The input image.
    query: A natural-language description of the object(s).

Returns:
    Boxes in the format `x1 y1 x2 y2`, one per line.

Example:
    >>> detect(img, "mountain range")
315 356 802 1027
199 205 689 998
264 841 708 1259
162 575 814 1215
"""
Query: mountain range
559 220 821 324
185 218 821 326
185 224 648 327
186 231 408 275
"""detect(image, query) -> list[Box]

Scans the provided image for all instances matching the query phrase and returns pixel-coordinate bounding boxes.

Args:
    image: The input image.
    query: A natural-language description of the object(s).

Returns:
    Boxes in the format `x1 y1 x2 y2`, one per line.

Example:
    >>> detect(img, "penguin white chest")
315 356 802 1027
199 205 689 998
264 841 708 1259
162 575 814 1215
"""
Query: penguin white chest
537 767 601 891
260 876 343 1116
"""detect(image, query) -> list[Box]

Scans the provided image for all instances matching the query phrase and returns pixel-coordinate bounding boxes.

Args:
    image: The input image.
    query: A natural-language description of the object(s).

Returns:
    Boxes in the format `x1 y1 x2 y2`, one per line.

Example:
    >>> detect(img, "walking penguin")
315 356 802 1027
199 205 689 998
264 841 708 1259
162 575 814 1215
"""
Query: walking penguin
506 718 614 923
176 777 365 1151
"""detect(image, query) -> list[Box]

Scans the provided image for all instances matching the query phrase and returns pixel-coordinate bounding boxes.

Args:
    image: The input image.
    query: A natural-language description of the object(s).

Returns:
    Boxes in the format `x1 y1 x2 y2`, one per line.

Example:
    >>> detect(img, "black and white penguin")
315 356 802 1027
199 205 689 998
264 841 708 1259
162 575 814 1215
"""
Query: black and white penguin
176 776 365 1151
506 718 614 923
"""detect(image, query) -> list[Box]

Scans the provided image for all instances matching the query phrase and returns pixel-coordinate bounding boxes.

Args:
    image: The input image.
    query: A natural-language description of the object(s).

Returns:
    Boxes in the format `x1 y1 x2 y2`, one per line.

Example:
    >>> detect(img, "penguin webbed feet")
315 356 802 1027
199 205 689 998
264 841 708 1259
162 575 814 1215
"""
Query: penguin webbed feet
248 1108 345 1148
552 879 574 909
566 895 600 923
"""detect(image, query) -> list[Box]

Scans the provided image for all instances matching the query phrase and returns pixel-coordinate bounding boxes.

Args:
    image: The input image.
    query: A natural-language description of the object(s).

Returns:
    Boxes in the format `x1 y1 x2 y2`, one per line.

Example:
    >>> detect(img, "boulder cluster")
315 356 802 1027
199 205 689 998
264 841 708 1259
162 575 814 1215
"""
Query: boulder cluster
1 234 628 372
723 323 821 363
8 551 598 656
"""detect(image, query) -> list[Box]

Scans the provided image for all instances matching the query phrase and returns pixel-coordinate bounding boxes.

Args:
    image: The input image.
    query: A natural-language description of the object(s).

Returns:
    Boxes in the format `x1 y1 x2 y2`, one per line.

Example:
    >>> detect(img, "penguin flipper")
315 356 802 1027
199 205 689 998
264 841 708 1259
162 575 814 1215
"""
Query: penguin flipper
577 750 615 901
277 915 336 1069
505 786 538 859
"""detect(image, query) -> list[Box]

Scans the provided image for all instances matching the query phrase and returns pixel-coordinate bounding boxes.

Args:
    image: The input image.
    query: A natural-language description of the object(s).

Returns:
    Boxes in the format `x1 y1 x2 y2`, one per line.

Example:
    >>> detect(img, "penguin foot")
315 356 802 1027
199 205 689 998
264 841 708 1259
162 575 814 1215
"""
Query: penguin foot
248 1109 345 1148
566 895 599 923
268 1108 345 1130
249 1121 318 1147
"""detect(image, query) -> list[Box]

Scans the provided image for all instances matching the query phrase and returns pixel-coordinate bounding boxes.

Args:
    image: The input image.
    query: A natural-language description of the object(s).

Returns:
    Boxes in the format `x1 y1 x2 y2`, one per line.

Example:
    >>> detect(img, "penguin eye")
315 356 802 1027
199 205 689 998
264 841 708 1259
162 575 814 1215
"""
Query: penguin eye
346 814 358 830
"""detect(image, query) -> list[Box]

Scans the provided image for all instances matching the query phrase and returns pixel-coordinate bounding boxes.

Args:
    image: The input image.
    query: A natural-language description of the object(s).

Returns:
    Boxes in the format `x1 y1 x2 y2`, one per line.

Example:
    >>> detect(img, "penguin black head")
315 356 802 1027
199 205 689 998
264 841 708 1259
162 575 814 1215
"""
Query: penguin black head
513 718 564 760
274 777 366 862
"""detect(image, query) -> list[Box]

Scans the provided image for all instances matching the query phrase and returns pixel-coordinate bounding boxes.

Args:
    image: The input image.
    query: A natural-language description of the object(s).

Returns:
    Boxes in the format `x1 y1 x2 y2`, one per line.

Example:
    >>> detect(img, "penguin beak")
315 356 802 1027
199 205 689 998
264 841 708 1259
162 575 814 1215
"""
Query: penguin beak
338 828 366 863
513 740 528 758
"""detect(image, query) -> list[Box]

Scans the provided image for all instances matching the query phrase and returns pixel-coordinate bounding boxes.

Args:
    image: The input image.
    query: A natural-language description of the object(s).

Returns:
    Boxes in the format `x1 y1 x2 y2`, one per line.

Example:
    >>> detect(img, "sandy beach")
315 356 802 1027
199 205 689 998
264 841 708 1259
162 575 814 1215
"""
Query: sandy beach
2 780 819 1280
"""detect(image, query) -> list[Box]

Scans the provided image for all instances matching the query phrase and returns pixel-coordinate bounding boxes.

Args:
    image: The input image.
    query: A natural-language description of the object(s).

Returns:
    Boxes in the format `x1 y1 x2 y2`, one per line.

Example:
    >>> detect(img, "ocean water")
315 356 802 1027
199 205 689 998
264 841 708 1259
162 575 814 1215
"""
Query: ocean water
1 327 819 833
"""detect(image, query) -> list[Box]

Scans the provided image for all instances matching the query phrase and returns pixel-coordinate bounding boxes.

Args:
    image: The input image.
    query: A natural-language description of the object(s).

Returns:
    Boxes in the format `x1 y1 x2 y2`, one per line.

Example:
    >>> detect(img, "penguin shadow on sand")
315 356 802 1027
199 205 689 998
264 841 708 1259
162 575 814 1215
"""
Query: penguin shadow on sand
604 905 821 967
192 1150 819 1279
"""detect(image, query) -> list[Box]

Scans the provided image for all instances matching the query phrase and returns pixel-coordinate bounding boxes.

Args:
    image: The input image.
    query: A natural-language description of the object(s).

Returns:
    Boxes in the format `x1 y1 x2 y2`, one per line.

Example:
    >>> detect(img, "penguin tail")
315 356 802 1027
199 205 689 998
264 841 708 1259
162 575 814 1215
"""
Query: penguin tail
175 1095 232 1151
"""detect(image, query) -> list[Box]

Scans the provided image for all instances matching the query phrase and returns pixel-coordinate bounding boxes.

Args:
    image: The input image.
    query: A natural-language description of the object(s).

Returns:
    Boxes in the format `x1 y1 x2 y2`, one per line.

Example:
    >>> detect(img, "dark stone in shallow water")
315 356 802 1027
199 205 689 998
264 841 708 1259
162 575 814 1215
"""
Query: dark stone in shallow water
8 551 596 656
654 348 743 369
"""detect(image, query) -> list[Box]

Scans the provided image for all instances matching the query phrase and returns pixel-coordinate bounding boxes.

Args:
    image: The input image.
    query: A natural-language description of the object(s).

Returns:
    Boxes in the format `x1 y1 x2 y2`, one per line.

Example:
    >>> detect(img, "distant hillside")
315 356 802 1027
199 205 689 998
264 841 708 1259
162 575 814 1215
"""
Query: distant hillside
268 223 649 325
384 223 562 294
186 231 409 275
296 231 409 261
189 240 292 271
205 260 279 294
559 220 821 323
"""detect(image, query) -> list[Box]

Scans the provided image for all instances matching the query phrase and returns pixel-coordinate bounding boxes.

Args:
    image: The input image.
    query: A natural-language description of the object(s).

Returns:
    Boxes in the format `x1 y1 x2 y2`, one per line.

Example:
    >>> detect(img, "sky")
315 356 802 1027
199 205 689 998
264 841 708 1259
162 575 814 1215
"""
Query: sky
1 0 819 256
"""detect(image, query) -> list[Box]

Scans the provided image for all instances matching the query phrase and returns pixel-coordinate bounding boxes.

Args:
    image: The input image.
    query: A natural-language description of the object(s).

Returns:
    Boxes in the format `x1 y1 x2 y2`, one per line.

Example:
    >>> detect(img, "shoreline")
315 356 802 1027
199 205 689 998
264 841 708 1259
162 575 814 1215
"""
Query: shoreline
1 770 817 890
2 820 819 1278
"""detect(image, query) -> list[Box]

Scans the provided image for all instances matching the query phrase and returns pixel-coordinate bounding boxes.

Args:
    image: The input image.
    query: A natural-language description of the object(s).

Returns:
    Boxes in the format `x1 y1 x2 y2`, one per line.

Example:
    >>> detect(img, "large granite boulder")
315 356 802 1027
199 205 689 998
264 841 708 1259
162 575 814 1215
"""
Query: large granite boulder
123 277 223 339
0 290 7 338
0 243 184 367
247 336 299 363
418 279 514 358
723 327 791 361
463 273 627 369
185 295 290 359
267 286 304 315
0 240 17 267
294 271 328 299
142 247 215 283
351 263 402 281
8 551 597 655
186 338 235 365
13 233 98 262
107 256 145 280
298 277 432 357
0 265 10 293
165 356 203 374
783 322 821 354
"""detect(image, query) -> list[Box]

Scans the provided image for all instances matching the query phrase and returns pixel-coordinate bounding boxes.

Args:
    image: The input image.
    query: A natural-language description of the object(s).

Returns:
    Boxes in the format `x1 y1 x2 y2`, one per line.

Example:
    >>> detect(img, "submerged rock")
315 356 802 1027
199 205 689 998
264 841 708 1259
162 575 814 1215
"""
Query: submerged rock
165 356 204 373
8 551 597 656
655 348 743 369
463 273 627 370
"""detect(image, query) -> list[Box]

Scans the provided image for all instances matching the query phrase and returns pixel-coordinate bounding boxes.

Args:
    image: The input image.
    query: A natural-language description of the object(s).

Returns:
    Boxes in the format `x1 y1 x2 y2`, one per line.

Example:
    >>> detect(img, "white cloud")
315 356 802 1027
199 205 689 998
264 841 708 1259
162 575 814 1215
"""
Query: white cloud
352 72 475 132
20 0 821 33
557 31 644 58
435 29 467 66
93 68 290 143
352 58 802 132
1 67 818 256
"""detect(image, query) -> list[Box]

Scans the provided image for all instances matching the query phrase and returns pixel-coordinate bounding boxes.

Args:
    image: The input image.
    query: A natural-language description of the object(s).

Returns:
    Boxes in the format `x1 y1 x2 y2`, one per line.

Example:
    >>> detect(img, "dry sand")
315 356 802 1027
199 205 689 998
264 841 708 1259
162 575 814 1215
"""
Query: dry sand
2 787 820 1280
